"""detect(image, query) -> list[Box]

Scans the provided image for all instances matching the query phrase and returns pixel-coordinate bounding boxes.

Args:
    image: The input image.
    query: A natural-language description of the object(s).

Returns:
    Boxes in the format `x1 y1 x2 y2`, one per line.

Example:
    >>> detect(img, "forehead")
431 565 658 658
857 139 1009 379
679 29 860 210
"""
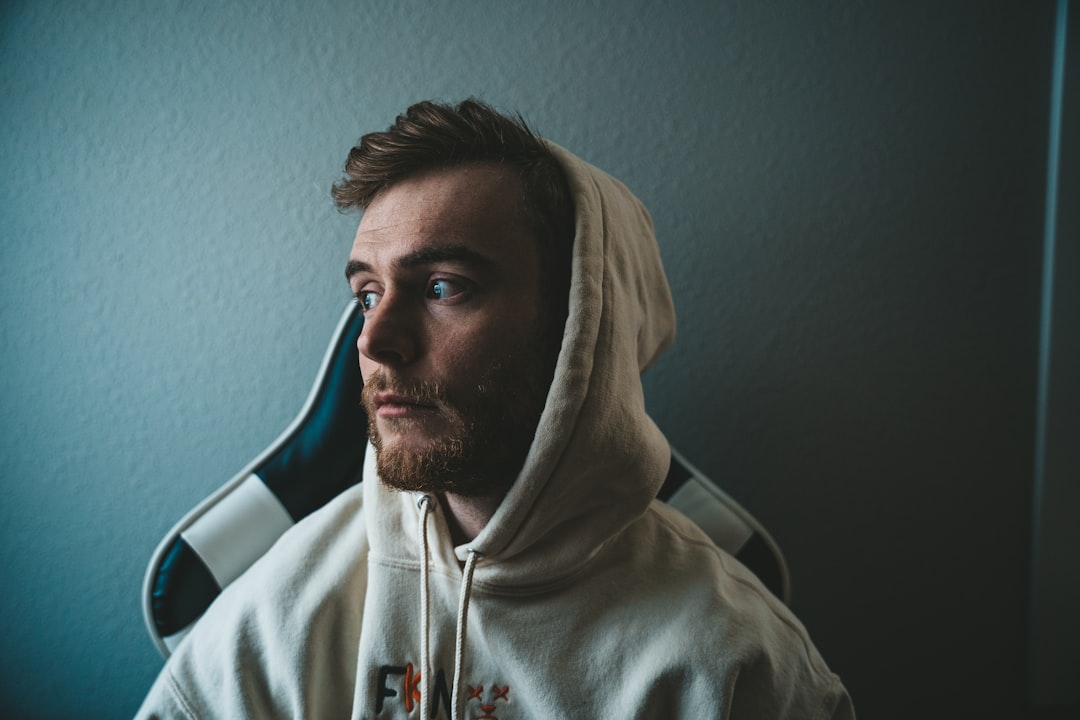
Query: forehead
350 164 535 266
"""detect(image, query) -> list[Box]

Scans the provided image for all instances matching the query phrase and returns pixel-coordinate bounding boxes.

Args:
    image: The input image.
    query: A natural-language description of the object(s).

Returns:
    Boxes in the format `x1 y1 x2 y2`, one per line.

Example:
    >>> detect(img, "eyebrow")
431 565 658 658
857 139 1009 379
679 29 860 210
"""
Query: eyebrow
345 244 497 282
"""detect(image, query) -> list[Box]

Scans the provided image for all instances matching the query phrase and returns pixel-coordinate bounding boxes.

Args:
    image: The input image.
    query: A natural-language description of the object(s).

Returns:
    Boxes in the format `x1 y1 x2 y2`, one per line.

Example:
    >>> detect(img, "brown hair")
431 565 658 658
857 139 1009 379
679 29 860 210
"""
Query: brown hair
333 99 572 231
333 99 574 321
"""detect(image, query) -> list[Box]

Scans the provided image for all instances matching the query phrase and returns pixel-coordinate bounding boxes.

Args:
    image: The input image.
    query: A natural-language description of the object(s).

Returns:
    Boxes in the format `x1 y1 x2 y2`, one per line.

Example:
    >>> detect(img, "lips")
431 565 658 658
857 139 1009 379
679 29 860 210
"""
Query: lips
371 391 438 418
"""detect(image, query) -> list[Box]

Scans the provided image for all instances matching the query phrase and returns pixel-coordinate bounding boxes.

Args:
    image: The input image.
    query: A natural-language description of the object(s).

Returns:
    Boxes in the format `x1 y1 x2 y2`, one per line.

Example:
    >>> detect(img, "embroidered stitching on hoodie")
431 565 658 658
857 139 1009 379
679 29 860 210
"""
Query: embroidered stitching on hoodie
375 665 510 718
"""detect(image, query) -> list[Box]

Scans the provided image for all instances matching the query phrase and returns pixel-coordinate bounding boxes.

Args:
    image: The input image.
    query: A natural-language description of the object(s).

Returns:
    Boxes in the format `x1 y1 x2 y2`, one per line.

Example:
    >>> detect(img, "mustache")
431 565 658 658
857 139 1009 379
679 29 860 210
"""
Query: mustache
361 372 448 408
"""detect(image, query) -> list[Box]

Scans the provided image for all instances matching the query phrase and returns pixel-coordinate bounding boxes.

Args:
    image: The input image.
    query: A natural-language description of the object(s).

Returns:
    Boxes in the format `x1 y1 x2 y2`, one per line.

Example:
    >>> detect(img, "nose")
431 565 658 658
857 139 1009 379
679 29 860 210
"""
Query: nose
356 293 418 367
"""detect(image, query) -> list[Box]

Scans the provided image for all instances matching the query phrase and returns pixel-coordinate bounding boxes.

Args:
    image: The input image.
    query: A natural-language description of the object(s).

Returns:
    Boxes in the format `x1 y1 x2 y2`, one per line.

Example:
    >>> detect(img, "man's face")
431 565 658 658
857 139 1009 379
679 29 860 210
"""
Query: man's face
346 164 561 498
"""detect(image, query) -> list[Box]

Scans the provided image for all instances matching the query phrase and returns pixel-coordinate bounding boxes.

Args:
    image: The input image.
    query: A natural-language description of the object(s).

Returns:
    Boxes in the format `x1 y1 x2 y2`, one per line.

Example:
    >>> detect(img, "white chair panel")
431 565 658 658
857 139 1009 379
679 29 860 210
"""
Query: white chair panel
180 474 294 588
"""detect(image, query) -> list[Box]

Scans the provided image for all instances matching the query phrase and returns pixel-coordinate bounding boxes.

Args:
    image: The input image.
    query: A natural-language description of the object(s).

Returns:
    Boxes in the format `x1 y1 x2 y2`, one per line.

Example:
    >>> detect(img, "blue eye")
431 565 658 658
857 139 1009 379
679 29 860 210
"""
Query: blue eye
428 278 464 301
358 291 380 311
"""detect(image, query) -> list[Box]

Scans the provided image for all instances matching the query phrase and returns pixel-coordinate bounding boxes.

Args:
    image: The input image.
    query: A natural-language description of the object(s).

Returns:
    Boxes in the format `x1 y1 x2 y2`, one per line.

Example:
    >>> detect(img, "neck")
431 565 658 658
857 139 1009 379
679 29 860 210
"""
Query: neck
438 492 503 545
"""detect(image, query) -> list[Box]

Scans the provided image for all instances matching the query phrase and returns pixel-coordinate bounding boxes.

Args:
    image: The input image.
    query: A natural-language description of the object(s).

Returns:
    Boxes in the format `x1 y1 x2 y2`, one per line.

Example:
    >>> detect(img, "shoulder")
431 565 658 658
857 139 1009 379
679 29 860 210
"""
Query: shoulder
139 484 370 719
215 482 370 621
609 503 854 719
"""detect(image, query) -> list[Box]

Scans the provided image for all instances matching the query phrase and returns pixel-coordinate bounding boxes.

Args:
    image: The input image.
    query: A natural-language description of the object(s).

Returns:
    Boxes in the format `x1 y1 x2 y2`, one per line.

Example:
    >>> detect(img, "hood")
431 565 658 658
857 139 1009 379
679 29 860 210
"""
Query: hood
364 143 676 590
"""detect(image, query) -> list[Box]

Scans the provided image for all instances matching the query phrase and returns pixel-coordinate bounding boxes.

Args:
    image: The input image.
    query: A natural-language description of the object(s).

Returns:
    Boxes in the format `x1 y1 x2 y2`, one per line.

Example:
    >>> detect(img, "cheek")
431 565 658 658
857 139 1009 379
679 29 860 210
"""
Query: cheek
434 325 516 385
436 342 478 380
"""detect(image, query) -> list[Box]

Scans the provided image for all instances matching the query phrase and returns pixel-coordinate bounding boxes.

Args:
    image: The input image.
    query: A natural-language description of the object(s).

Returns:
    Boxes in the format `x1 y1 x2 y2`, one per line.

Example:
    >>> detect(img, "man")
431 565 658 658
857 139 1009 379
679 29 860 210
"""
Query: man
137 99 854 719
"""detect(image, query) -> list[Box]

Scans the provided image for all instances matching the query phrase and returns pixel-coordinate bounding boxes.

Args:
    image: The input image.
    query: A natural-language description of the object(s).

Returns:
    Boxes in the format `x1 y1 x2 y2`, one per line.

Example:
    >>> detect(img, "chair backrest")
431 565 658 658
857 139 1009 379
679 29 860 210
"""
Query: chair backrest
143 302 790 657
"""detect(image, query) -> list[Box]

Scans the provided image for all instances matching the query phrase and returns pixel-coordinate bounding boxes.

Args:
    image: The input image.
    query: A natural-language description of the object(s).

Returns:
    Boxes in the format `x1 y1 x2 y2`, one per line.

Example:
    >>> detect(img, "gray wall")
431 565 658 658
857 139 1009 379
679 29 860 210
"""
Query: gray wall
1029 0 1079 705
0 1 1058 717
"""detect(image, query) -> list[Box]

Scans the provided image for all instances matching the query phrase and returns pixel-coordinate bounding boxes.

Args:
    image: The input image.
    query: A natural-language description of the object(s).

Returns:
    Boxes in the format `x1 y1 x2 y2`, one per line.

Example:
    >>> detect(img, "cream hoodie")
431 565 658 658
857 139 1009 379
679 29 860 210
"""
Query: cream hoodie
136 146 854 719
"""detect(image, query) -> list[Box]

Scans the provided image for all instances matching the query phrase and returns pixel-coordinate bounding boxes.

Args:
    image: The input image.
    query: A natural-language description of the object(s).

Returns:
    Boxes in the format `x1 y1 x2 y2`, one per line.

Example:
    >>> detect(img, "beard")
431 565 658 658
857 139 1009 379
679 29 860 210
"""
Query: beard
361 348 554 498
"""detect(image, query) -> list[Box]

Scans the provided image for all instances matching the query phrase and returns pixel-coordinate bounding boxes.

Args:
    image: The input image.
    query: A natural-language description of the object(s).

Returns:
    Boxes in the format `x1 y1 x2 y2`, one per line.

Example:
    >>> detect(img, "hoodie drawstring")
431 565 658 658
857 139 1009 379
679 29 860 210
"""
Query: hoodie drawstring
417 495 481 720
451 549 479 720
417 496 433 720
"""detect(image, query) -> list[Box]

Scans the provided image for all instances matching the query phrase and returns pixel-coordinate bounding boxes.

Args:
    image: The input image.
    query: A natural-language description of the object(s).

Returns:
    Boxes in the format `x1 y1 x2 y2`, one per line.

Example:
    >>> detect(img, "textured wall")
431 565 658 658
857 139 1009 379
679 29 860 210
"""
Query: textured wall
0 1 1055 717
